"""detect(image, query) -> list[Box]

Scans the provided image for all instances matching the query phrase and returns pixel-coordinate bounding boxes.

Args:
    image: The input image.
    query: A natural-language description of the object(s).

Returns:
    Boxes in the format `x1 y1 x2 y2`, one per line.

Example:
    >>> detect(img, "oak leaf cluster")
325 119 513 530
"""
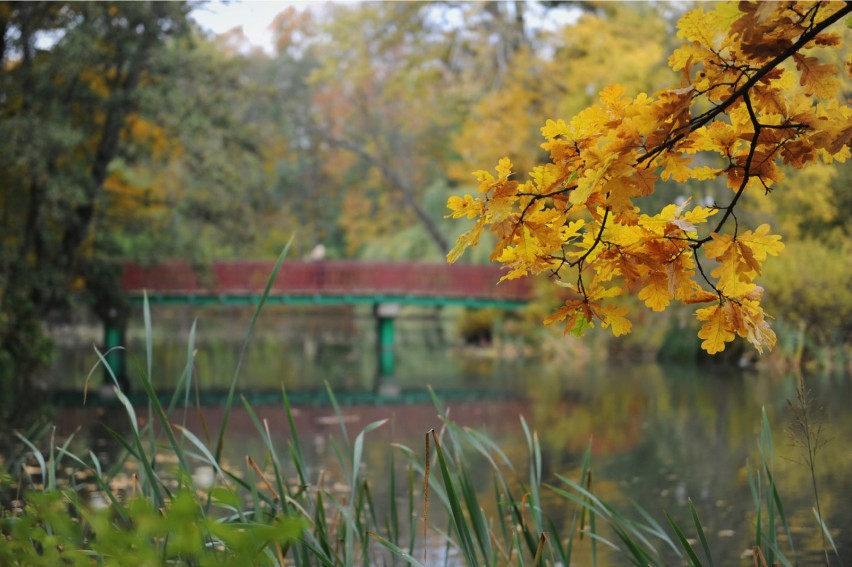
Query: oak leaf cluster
448 1 851 354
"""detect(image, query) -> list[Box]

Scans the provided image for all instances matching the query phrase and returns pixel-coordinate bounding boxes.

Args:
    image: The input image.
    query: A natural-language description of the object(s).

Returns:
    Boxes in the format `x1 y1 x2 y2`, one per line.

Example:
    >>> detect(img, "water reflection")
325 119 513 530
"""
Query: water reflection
48 365 852 565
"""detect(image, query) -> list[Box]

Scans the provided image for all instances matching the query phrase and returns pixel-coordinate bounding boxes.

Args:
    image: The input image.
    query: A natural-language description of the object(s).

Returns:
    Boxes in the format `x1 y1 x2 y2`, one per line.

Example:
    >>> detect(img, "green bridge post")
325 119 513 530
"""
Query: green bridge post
103 323 125 387
374 303 400 380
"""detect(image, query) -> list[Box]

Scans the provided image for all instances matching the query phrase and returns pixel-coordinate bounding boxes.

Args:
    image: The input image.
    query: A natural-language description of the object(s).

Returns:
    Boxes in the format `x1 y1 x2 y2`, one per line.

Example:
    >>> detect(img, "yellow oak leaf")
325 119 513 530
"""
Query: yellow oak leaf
638 271 671 312
660 152 694 182
669 260 700 301
472 170 494 185
543 299 593 337
696 303 736 354
447 221 484 263
683 287 718 305
682 205 718 226
736 241 762 274
735 299 777 355
598 304 632 337
703 232 732 260
446 194 482 219
794 53 840 99
599 83 629 111
737 224 784 261
676 5 739 44
496 157 514 180
585 284 624 301
529 163 562 194
638 202 684 234
559 219 585 243
541 118 570 140
688 166 721 181
570 154 617 206
669 41 706 72
706 236 756 297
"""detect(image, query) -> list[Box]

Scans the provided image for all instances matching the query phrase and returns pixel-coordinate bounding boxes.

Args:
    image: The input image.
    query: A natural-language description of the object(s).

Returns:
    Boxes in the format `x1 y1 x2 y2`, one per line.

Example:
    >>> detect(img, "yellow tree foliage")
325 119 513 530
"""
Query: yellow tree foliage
449 4 672 185
447 1 851 355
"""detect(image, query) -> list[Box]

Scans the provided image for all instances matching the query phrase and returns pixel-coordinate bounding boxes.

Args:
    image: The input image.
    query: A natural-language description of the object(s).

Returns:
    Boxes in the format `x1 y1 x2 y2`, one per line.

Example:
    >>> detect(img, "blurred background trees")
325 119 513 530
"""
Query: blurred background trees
1 1 849 423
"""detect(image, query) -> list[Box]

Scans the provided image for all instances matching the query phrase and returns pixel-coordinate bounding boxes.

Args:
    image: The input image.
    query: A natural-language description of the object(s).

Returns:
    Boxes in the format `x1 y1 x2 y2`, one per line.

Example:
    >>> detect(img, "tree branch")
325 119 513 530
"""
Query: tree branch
639 2 852 165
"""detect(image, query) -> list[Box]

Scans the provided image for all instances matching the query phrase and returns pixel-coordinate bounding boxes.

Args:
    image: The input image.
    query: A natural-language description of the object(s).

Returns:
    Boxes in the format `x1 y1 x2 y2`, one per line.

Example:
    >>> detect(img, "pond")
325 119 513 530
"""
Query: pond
42 305 852 565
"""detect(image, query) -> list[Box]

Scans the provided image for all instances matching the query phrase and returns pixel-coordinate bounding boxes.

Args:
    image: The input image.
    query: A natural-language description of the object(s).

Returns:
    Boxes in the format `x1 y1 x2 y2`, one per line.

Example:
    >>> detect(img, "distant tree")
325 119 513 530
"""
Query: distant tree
0 1 272 424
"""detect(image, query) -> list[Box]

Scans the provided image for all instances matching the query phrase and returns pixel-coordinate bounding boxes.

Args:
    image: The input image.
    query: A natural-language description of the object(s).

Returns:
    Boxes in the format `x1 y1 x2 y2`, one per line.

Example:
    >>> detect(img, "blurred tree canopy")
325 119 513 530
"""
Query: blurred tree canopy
0 1 275 420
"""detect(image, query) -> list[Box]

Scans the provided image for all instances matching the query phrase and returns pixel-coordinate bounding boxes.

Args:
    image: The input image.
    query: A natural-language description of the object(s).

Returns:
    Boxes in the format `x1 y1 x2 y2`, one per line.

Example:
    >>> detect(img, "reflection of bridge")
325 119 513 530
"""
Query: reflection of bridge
111 261 534 380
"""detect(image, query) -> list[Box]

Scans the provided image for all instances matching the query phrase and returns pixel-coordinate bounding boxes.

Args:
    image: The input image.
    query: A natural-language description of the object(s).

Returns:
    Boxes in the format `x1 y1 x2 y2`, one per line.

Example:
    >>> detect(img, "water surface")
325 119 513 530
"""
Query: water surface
45 306 852 565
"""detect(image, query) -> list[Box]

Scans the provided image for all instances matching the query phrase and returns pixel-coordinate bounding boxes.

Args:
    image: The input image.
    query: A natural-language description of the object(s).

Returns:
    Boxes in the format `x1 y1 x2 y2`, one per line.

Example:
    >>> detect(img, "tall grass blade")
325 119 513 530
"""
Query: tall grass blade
629 499 679 555
164 318 197 420
812 506 840 561
173 425 226 485
548 477 665 563
389 444 400 546
143 290 153 384
689 499 714 567
532 531 547 566
457 452 493 562
765 465 796 558
215 236 293 461
352 421 387 497
282 383 308 488
462 426 514 471
239 396 289 510
760 408 776 567
368 532 427 567
325 381 350 448
545 515 567 565
666 512 703 566
13 433 46 490
587 469 598 565
57 447 129 524
562 439 593 564
337 418 386 565
758 407 797 563
430 429 479 566
134 348 194 485
520 416 543 536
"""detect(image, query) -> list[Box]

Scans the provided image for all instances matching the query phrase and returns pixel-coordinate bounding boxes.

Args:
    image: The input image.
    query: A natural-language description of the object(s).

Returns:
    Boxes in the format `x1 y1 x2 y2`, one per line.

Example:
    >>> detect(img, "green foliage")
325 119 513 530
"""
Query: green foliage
761 238 852 344
0 487 303 566
0 1 283 420
360 182 497 263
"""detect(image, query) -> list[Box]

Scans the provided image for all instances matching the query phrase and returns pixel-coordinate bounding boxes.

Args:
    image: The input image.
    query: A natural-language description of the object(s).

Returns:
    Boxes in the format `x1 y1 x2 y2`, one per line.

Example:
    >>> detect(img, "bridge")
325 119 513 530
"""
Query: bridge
121 260 532 307
111 261 534 380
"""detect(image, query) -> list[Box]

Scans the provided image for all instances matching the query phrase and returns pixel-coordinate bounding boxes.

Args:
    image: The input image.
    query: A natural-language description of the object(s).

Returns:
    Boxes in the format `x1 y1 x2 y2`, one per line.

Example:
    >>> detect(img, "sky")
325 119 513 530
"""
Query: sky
190 1 582 53
191 1 318 52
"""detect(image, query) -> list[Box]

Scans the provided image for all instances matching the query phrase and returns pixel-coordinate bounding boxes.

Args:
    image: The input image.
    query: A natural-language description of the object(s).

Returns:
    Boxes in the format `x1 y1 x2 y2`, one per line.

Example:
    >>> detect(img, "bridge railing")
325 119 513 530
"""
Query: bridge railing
121 261 534 301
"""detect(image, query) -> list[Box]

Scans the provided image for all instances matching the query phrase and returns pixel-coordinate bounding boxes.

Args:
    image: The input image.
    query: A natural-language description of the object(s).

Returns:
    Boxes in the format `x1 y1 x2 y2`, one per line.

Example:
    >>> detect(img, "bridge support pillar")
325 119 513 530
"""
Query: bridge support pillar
103 322 126 388
374 303 400 380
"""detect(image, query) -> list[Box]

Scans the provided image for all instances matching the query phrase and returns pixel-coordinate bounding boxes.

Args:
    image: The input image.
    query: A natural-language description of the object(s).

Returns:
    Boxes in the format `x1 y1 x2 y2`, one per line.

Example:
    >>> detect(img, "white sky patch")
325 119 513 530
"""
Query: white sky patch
191 1 314 52
190 1 583 54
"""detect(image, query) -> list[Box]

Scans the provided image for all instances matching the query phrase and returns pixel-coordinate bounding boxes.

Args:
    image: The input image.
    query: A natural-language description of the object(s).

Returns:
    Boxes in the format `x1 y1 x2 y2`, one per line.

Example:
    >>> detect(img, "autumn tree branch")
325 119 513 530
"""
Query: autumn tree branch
639 2 852 166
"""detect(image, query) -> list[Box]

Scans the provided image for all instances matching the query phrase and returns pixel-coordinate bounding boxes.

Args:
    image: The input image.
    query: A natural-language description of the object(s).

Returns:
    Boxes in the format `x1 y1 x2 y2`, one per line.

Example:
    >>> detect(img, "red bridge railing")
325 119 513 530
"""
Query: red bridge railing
121 261 533 301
